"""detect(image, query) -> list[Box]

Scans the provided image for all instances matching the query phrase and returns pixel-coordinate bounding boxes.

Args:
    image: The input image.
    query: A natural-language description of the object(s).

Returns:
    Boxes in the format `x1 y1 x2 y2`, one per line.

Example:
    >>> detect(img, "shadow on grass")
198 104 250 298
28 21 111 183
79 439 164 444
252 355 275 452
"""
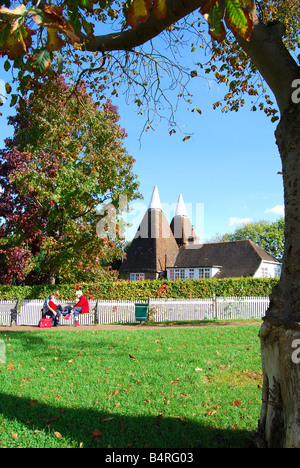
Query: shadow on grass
0 392 255 448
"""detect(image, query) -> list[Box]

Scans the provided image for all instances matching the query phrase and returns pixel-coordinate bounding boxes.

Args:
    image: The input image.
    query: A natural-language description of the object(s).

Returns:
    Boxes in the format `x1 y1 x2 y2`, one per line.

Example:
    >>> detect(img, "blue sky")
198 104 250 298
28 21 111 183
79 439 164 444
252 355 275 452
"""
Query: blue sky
114 83 284 241
0 53 284 243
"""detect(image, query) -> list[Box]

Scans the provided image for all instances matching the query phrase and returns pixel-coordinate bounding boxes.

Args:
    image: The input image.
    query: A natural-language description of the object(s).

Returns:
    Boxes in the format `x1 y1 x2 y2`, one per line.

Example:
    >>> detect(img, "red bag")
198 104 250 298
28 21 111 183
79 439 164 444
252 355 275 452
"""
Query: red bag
39 318 52 328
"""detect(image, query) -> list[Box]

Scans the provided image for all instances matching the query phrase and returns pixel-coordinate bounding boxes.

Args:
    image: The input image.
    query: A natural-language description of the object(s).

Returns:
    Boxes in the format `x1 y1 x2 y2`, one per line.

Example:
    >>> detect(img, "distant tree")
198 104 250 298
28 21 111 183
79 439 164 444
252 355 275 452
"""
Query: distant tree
0 77 140 285
212 219 285 261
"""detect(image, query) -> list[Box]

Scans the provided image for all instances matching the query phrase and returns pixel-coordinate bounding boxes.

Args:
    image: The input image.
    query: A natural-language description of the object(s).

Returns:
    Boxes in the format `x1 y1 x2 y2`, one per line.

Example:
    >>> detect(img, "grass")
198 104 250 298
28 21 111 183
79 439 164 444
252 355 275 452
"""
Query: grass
0 324 263 448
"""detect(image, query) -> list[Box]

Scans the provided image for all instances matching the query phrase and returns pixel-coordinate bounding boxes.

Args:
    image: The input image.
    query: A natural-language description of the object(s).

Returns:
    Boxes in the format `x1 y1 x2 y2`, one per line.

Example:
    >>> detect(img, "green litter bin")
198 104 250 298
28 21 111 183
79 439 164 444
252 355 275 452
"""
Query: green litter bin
135 303 149 322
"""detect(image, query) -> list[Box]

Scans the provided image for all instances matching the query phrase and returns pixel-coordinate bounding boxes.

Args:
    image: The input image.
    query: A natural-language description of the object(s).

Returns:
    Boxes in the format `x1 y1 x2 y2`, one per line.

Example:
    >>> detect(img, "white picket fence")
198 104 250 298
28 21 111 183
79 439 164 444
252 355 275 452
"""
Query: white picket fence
0 296 270 326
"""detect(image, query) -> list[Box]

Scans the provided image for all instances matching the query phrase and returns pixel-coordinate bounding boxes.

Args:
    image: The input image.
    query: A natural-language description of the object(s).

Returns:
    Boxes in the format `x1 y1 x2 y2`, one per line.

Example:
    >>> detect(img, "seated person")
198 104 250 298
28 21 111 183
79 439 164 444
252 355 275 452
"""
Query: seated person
63 290 89 327
46 294 63 327
42 290 60 318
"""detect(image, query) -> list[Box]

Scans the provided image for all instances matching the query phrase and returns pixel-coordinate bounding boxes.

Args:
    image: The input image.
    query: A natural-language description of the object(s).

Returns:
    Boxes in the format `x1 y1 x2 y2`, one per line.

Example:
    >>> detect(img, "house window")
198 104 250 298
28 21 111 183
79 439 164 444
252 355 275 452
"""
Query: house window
169 269 175 280
175 269 185 279
130 273 145 281
199 268 211 279
189 269 195 279
261 267 269 278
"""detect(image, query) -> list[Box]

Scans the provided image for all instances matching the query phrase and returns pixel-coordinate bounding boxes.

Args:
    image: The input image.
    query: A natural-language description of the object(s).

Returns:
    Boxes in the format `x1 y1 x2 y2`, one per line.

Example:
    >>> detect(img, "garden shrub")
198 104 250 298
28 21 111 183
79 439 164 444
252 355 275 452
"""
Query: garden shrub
0 277 279 301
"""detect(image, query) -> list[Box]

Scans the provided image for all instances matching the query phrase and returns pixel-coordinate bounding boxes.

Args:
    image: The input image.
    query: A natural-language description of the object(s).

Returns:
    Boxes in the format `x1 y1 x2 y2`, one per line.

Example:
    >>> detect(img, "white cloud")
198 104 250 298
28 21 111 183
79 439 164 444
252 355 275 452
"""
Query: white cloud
265 205 285 216
229 217 253 227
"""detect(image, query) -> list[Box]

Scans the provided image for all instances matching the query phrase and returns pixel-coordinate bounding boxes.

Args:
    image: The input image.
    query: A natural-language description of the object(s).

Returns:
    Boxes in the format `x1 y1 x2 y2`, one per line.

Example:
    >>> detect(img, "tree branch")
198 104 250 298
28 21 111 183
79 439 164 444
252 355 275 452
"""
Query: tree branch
231 19 300 114
80 0 300 114
80 0 206 52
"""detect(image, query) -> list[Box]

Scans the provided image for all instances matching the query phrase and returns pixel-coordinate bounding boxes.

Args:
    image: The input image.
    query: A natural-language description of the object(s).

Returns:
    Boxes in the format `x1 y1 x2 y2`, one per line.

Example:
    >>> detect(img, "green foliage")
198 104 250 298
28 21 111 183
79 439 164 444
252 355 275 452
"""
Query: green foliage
213 219 285 261
0 77 140 285
0 277 278 301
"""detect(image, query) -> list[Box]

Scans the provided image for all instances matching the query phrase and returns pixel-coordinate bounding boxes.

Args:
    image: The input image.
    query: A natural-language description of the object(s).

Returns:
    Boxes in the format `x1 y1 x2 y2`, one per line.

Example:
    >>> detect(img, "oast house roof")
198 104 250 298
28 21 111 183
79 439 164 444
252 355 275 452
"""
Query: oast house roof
120 209 179 274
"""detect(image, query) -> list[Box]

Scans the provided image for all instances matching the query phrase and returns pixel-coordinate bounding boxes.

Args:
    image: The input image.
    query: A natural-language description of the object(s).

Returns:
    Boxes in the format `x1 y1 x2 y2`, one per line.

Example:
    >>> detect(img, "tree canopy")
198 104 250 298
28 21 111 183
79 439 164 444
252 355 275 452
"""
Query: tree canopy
0 1 299 128
0 77 140 285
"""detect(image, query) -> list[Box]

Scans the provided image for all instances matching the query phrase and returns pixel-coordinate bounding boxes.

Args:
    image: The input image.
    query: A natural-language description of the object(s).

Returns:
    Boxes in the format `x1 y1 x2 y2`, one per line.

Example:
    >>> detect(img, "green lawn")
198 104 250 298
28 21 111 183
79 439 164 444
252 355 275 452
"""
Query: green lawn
0 325 262 448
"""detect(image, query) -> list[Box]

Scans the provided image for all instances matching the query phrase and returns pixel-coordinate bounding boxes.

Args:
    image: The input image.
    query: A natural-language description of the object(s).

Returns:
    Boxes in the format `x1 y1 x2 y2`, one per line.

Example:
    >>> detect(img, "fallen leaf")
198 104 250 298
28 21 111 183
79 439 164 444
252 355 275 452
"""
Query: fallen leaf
171 378 180 385
232 400 243 407
11 433 18 440
54 431 62 439
91 429 103 441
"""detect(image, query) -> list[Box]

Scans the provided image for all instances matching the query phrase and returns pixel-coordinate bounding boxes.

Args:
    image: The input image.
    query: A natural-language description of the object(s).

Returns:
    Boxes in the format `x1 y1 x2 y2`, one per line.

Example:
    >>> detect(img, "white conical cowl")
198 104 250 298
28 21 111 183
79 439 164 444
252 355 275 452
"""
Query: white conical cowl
148 186 162 211
175 194 188 218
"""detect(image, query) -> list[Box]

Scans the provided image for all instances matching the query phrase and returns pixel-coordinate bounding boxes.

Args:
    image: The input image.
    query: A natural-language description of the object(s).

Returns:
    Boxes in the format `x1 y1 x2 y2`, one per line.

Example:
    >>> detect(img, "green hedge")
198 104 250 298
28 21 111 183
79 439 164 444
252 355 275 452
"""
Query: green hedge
0 277 279 301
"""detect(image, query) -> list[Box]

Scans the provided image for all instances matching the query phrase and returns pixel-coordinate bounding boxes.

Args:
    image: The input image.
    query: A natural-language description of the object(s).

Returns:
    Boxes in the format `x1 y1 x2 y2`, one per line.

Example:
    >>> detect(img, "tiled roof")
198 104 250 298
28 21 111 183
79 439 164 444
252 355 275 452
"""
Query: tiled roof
120 209 179 273
173 239 280 278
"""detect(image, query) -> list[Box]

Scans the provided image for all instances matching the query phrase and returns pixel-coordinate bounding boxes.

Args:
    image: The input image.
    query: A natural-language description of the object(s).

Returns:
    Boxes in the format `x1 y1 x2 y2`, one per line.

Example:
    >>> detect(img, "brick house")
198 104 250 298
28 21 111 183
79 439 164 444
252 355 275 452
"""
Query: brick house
119 186 282 281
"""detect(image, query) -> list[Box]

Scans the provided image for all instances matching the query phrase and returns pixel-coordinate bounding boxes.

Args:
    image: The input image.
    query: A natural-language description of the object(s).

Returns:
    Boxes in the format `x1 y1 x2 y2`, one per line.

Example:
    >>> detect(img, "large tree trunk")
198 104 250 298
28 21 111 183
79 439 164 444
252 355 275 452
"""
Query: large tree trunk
256 103 300 448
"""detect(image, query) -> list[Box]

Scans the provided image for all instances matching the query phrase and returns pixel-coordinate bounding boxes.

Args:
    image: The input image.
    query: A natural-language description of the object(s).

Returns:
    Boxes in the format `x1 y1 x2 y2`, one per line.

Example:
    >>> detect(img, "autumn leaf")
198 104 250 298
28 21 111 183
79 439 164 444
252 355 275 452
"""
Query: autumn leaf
232 399 243 407
33 48 52 73
91 429 103 442
171 378 180 385
127 0 151 30
54 431 62 439
201 0 255 43
153 0 167 20
0 4 27 18
3 24 34 58
46 28 65 51
224 0 254 41
200 0 217 16
43 5 65 22
100 417 114 423
204 2 226 43
182 135 191 142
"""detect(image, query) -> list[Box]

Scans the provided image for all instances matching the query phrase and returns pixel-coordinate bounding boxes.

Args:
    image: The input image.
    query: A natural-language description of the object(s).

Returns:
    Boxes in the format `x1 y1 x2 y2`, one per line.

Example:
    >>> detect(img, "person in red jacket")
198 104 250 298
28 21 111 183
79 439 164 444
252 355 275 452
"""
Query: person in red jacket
63 290 89 327
46 293 63 327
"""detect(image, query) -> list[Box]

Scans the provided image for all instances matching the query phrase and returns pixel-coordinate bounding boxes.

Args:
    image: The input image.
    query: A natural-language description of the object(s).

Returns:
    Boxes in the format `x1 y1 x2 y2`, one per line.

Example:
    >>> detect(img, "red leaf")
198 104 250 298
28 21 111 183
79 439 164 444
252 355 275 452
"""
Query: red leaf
232 400 242 407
